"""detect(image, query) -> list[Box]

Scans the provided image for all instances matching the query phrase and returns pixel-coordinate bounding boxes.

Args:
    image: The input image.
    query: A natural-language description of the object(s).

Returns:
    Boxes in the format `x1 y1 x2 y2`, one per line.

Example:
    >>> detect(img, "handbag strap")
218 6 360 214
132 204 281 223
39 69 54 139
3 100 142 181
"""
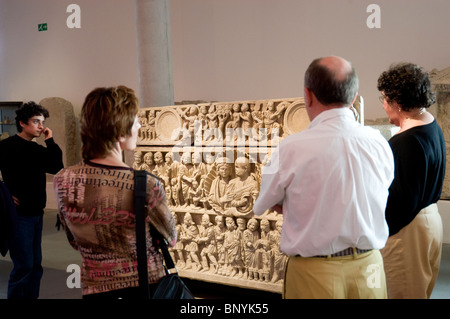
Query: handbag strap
150 225 176 273
134 170 150 299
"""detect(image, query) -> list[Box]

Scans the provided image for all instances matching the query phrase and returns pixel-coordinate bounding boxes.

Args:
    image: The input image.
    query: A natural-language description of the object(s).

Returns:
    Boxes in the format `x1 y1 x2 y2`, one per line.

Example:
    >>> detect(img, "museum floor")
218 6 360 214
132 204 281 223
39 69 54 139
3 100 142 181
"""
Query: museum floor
1 209 449 299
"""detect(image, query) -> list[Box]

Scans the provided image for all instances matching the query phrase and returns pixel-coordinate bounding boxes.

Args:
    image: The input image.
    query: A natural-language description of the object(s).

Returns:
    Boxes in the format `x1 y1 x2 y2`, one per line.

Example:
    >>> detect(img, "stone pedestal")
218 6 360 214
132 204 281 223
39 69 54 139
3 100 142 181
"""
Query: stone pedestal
38 97 78 209
38 97 79 167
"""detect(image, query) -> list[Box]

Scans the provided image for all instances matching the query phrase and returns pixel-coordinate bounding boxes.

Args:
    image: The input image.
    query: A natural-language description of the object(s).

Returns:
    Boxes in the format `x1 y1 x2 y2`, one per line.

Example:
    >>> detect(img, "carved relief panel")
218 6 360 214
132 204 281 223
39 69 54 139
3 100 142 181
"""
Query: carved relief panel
134 97 362 293
137 98 308 146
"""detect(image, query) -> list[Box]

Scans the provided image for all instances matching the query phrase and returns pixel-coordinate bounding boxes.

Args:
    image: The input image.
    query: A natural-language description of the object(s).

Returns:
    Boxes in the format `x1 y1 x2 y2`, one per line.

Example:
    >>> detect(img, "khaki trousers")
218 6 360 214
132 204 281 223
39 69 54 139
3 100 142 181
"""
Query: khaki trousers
284 249 387 299
381 203 443 299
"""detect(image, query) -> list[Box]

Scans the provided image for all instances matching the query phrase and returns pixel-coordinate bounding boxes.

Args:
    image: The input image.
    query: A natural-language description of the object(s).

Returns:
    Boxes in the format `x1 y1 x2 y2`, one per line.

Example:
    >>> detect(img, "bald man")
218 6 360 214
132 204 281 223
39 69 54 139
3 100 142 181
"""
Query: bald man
253 56 395 299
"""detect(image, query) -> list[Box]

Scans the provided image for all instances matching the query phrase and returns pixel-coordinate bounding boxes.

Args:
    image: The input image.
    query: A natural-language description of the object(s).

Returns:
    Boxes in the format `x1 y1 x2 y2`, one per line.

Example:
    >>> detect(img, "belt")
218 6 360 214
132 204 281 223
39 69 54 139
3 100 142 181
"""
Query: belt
313 247 372 258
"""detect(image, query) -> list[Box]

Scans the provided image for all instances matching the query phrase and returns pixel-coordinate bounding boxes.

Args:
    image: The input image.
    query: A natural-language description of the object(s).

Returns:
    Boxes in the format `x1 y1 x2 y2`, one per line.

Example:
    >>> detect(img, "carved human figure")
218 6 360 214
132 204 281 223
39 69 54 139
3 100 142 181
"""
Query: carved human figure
250 103 263 140
164 178 173 206
132 151 144 170
180 213 201 271
192 152 208 191
141 151 155 173
178 105 199 141
170 177 181 207
165 151 180 183
236 217 248 278
218 104 232 139
275 101 288 137
226 103 243 142
213 215 226 275
270 219 287 283
205 104 219 141
146 109 156 140
198 104 209 134
240 103 253 140
188 180 203 207
204 152 217 174
224 157 259 217
171 213 186 268
138 110 147 140
243 218 260 280
197 214 218 273
256 218 272 282
208 159 233 213
262 101 284 138
224 216 245 278
179 152 196 206
152 151 166 180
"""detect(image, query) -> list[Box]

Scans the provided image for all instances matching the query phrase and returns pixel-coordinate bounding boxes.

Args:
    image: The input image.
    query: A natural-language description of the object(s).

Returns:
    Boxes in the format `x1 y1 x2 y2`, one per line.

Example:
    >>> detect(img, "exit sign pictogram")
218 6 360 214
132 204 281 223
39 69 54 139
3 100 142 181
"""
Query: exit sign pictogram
38 23 48 32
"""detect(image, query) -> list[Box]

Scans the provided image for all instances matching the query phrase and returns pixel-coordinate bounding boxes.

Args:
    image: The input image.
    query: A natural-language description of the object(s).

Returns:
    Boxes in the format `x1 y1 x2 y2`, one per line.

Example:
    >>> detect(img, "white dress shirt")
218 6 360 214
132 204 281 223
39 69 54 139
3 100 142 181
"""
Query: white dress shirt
253 108 394 257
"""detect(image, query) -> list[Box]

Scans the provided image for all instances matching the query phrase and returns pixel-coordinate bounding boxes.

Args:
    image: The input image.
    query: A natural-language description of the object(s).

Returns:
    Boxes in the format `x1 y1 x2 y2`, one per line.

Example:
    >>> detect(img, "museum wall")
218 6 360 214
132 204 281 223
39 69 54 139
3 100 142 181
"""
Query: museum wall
0 0 139 116
1 1 450 120
170 0 450 120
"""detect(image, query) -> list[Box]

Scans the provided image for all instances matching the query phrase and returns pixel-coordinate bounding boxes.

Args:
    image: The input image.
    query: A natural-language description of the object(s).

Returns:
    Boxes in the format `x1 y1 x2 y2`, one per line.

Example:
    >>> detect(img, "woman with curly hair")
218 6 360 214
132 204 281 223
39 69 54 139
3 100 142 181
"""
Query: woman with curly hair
377 63 446 299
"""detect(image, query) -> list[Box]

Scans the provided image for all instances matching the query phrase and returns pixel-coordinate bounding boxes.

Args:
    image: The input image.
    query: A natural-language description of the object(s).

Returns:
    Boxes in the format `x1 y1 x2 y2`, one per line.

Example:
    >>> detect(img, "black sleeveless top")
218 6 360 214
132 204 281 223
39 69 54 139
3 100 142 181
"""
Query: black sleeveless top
385 119 446 235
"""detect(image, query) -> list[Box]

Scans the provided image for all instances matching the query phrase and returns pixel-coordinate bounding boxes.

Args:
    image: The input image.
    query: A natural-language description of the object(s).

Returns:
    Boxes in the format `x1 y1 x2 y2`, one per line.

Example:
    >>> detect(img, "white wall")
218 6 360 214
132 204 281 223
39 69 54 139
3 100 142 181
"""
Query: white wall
0 0 139 115
170 0 450 120
1 1 449 119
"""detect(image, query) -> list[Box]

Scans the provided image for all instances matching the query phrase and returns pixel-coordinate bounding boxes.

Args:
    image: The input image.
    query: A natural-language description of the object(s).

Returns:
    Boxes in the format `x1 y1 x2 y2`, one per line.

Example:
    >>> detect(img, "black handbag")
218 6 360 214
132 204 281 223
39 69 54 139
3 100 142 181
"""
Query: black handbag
134 170 195 299
151 233 195 299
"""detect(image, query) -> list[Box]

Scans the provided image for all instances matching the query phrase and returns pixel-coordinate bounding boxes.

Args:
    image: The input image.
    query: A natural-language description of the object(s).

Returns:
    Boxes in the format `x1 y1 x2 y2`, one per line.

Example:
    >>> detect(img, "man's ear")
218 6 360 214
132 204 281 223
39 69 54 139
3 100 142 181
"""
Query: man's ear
350 93 359 107
304 87 312 107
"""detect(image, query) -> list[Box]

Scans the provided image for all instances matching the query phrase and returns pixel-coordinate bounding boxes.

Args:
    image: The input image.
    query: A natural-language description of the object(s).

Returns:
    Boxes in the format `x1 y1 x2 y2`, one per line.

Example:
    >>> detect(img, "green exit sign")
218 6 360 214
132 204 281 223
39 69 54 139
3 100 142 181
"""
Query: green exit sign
38 23 48 32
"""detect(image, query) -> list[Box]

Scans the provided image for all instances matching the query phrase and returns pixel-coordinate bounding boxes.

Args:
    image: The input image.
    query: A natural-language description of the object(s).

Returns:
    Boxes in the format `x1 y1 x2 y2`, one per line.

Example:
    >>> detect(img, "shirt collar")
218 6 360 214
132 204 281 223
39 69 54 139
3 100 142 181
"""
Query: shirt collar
308 107 356 129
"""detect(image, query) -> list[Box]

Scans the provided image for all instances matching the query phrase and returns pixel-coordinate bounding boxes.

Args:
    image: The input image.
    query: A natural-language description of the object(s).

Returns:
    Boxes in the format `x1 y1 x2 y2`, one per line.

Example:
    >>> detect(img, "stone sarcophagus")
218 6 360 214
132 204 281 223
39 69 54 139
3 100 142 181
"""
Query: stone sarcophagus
134 97 362 293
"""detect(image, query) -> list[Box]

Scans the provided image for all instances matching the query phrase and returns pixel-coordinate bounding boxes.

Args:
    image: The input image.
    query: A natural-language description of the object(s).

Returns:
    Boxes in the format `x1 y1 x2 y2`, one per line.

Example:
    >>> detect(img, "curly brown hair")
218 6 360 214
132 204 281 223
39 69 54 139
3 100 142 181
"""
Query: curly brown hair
377 63 435 111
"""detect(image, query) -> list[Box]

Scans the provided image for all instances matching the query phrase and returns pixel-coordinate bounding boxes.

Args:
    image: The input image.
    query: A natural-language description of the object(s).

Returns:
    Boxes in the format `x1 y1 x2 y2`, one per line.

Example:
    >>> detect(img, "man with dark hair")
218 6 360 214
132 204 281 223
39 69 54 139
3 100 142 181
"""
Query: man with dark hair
253 56 395 298
0 101 63 299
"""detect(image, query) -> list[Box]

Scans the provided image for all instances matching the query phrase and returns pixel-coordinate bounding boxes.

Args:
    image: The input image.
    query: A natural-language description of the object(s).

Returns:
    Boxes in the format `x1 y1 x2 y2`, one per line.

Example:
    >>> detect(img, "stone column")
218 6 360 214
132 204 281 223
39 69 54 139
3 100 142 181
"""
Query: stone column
130 0 175 166
135 0 174 108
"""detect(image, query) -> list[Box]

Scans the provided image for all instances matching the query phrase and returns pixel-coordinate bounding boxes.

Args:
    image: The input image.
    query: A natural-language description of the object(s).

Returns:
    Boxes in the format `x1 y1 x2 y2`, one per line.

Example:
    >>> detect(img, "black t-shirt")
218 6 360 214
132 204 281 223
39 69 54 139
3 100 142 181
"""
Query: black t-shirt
385 120 446 235
0 135 63 216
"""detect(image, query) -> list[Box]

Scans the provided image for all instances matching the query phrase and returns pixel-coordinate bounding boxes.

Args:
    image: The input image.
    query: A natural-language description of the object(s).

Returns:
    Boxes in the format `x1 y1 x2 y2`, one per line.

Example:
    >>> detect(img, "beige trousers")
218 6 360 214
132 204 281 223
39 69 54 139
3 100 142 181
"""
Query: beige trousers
284 249 387 299
381 203 443 299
